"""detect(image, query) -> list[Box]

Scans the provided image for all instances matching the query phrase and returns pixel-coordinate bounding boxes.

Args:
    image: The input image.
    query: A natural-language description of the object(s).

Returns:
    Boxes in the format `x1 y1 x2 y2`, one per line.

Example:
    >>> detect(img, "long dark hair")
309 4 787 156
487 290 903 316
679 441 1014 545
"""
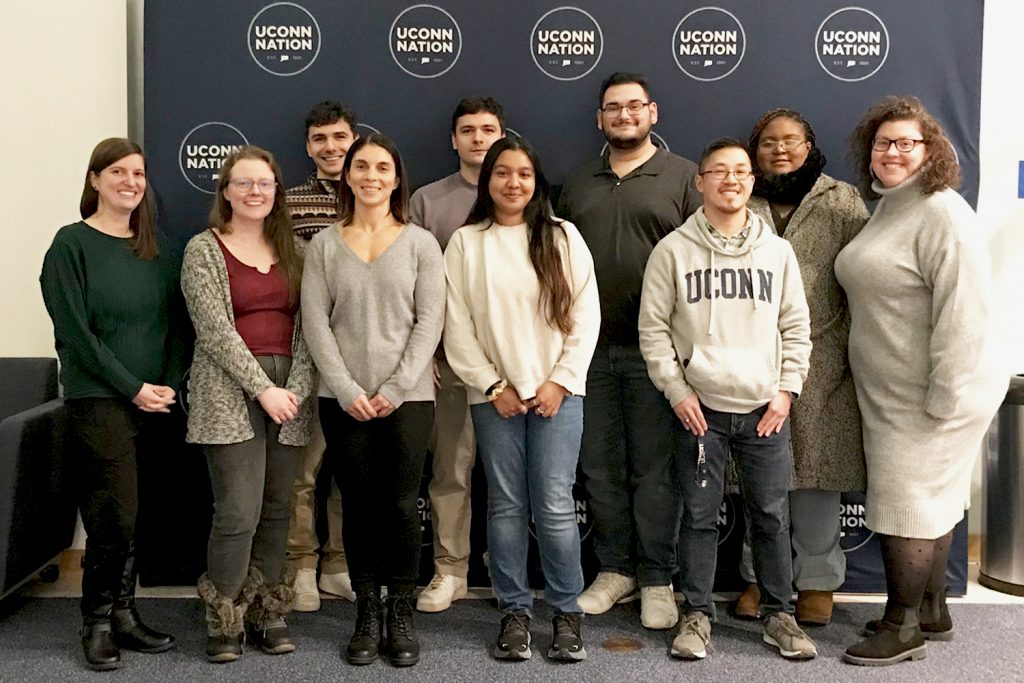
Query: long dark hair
849 95 961 199
209 145 301 305
80 138 158 260
337 135 410 226
466 137 572 336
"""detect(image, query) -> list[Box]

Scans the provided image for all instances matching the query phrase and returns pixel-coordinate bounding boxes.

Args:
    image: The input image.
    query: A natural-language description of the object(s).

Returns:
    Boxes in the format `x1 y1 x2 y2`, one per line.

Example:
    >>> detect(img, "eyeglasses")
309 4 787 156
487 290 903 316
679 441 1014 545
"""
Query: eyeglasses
229 178 277 193
871 138 925 153
699 168 753 181
758 137 807 151
600 100 651 116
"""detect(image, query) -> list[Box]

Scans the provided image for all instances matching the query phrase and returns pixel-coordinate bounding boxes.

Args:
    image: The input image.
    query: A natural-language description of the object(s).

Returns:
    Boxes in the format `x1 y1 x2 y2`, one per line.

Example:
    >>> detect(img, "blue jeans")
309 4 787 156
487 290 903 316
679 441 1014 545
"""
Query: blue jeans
580 344 680 585
471 396 584 615
677 403 794 617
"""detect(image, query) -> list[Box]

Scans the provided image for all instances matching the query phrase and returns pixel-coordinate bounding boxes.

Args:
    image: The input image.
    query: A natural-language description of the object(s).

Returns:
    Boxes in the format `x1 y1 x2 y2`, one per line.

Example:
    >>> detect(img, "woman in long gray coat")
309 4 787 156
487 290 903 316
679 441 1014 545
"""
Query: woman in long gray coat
733 109 868 626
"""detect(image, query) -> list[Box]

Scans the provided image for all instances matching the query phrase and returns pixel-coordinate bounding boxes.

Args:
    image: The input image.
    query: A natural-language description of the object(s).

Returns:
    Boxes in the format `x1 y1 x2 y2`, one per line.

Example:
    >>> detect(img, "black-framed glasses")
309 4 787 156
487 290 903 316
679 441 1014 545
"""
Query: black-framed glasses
229 178 277 193
872 137 925 153
600 100 651 116
758 136 807 151
699 168 753 181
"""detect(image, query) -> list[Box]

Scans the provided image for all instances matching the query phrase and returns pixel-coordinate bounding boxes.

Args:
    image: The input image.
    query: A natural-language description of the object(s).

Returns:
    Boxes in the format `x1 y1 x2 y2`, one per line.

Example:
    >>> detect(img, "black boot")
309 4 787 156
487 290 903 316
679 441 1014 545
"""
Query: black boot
246 566 296 655
845 605 927 666
198 572 255 664
919 586 954 640
80 559 120 671
112 554 176 653
347 592 383 665
81 620 120 671
385 591 420 667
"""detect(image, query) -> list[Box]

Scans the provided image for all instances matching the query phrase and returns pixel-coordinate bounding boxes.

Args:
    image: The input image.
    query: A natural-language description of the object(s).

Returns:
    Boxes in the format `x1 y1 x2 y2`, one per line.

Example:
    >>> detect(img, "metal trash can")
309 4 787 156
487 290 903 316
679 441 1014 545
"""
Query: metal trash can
980 375 1024 595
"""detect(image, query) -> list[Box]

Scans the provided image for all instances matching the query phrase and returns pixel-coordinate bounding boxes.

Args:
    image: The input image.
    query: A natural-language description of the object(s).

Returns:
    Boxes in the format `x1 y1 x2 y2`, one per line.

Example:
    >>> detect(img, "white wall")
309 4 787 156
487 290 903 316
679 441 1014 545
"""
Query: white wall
0 1 127 358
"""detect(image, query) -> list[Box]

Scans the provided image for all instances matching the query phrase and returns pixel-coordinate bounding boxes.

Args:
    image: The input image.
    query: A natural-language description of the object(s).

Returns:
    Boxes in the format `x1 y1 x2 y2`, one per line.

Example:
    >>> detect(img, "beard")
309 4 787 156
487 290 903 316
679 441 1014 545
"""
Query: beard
604 121 652 151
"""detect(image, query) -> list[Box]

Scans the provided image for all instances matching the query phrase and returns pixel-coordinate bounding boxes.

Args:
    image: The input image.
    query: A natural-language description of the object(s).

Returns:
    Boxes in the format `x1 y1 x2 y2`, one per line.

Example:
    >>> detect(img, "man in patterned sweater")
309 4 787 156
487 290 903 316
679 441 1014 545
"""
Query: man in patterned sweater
285 100 359 610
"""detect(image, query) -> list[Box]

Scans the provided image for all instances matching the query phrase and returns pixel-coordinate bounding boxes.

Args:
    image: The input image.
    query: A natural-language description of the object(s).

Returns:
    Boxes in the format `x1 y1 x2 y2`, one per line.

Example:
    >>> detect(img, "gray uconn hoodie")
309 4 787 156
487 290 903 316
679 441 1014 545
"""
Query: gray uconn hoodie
638 207 811 413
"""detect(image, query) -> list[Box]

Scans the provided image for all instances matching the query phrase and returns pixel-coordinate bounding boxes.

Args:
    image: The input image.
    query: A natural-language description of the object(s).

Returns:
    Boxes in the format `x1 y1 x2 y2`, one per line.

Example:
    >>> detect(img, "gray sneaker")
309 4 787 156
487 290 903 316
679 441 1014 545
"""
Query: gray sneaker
763 612 817 660
670 611 712 660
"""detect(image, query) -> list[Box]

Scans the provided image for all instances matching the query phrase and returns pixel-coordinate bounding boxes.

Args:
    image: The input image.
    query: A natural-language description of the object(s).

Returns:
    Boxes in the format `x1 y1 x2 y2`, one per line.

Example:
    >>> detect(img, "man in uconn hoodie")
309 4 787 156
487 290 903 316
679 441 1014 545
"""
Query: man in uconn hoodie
638 138 816 662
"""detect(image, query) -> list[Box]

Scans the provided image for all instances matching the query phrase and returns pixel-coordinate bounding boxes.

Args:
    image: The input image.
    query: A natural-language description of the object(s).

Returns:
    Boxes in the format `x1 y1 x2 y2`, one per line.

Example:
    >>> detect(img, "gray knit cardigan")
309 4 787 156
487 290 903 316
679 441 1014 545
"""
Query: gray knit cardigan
181 229 315 446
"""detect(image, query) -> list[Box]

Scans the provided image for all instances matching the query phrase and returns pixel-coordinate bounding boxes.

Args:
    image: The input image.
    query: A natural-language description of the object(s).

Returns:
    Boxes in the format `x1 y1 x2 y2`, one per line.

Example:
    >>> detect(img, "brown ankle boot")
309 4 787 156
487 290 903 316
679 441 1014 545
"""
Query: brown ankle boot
796 590 833 626
734 583 760 620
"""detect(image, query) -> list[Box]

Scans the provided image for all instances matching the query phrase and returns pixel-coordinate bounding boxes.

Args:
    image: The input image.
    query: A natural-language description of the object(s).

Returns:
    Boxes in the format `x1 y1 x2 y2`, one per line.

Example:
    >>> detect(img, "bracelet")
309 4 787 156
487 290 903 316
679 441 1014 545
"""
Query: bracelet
485 379 508 402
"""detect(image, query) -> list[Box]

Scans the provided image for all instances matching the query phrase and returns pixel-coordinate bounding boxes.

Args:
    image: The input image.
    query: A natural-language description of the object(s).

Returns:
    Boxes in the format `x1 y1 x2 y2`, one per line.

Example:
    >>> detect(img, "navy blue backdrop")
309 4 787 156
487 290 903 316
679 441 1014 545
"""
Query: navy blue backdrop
139 0 981 593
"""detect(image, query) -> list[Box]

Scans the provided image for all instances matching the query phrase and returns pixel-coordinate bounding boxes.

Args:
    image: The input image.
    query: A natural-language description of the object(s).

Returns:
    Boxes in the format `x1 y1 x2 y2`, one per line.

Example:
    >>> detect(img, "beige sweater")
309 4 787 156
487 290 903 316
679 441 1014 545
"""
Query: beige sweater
443 219 600 404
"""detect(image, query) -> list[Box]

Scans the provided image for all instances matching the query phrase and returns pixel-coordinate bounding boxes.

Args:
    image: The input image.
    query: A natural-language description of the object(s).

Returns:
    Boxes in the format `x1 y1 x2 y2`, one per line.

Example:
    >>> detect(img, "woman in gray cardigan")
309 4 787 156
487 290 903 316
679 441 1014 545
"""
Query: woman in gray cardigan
301 135 445 668
182 146 315 663
732 109 869 626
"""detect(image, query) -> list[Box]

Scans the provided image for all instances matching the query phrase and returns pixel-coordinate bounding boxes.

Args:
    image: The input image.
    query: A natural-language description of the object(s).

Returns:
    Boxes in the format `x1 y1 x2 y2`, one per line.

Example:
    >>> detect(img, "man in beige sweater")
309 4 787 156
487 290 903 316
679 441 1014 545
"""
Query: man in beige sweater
639 138 816 662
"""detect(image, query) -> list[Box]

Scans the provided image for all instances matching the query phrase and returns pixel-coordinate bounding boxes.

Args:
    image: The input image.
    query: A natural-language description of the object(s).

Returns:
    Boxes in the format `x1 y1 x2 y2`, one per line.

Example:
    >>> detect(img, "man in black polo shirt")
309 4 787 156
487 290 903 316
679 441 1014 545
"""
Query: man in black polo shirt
557 71 701 630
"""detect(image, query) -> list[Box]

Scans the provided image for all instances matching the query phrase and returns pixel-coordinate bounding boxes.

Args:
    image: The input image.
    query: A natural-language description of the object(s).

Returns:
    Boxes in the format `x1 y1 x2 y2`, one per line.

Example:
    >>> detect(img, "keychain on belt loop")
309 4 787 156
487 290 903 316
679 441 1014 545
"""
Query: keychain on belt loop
695 438 708 489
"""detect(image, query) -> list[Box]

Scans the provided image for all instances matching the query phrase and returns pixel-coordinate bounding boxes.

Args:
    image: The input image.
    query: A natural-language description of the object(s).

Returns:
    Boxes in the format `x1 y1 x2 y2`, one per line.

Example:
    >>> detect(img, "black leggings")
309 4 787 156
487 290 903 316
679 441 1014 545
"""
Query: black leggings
320 399 432 595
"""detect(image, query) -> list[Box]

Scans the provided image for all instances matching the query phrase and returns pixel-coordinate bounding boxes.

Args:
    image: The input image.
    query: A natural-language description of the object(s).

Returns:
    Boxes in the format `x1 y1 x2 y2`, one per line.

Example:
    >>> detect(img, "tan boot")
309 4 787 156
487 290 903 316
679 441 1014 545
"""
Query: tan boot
796 590 833 626
734 583 760 620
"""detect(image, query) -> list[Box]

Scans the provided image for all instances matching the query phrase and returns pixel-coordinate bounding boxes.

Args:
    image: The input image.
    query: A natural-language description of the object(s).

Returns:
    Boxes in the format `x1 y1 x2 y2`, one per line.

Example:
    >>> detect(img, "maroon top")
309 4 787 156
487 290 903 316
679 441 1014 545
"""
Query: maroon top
212 230 295 357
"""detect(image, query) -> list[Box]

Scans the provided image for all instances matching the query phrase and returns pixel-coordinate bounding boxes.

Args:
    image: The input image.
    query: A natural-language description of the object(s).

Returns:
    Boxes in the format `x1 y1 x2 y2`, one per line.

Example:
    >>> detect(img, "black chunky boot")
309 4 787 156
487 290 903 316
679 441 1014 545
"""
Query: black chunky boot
845 605 927 666
247 566 296 655
347 592 383 665
112 554 175 653
385 591 420 667
80 559 120 671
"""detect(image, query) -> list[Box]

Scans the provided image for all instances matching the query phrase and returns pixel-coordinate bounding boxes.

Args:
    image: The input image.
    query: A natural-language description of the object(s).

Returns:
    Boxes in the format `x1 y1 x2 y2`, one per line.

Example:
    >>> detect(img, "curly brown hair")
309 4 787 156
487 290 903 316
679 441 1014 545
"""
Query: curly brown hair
848 95 960 199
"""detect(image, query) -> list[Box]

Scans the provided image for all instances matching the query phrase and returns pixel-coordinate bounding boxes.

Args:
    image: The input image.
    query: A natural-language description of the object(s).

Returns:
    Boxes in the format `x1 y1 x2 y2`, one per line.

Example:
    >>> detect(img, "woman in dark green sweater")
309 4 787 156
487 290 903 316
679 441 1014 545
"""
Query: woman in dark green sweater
40 138 180 671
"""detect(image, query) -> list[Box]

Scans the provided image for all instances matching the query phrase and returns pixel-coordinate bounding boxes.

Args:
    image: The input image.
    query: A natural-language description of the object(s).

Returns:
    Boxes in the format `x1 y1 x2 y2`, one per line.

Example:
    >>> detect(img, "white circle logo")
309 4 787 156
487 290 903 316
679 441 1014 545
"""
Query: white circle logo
672 7 746 82
717 495 738 547
528 483 594 542
356 123 382 138
839 496 875 553
530 7 604 81
178 122 249 194
389 4 462 79
815 8 889 82
247 2 321 77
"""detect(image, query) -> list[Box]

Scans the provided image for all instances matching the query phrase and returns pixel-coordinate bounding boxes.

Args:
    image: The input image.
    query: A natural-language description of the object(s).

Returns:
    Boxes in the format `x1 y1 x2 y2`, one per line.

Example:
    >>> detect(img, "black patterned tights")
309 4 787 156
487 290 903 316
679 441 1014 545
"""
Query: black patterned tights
879 530 953 625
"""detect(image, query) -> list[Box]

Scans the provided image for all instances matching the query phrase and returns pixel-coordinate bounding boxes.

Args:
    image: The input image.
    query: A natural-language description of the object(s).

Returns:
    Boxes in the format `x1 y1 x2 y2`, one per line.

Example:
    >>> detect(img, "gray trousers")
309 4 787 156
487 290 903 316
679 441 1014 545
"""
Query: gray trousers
740 488 846 591
205 355 301 599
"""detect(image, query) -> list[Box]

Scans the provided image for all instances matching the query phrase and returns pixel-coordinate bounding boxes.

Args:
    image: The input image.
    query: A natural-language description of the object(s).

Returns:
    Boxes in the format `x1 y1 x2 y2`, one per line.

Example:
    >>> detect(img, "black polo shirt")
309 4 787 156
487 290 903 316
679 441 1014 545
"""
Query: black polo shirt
557 147 702 345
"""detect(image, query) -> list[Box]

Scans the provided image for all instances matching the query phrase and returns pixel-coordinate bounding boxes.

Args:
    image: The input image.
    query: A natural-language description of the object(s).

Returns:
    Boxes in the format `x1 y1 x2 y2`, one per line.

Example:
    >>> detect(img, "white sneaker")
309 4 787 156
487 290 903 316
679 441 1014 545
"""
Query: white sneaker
640 585 679 629
671 611 712 659
576 572 638 615
416 574 468 613
292 567 320 612
763 612 817 660
318 571 355 602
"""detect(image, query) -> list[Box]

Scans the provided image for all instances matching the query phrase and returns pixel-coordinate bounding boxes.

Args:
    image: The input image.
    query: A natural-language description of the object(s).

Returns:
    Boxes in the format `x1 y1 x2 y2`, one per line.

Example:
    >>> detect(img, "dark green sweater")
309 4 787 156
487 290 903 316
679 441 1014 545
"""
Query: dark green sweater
40 221 183 400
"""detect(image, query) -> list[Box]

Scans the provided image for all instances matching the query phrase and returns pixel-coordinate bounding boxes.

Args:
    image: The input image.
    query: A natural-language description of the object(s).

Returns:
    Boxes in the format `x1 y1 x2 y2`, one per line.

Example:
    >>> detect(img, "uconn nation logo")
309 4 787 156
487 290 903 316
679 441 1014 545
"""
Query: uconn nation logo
247 2 321 76
839 495 874 553
530 7 604 81
529 483 595 542
815 8 889 82
389 4 463 79
672 7 746 82
178 122 248 194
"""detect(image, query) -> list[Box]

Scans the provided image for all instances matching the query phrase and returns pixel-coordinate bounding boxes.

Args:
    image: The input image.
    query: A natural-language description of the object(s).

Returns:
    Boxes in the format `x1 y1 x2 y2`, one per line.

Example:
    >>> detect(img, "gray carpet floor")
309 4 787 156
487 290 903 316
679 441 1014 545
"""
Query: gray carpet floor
0 596 1020 682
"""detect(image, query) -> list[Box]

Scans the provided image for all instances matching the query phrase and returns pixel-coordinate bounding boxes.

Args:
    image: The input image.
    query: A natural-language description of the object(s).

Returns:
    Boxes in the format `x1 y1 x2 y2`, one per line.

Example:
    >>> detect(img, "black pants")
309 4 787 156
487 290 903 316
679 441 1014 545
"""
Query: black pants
320 399 432 595
67 398 146 623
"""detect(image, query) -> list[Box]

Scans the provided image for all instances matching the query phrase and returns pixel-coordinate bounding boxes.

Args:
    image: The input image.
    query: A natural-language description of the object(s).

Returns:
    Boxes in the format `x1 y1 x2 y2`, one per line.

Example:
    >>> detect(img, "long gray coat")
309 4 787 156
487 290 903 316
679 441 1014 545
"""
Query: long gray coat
749 173 868 492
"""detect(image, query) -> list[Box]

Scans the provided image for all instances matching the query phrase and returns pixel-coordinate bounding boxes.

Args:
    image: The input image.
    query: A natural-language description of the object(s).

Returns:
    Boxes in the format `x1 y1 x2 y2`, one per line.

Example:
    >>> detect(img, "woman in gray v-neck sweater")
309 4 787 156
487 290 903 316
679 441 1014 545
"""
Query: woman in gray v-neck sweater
301 135 445 667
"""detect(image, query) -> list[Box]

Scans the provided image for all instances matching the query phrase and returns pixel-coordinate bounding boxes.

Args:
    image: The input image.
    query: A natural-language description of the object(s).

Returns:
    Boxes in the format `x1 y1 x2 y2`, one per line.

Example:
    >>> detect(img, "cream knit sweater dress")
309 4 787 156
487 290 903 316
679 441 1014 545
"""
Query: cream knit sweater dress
834 175 1006 539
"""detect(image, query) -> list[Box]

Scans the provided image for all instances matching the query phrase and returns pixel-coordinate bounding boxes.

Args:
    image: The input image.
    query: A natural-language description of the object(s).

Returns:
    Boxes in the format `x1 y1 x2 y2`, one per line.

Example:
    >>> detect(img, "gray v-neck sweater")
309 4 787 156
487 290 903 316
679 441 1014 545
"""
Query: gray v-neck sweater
301 223 445 409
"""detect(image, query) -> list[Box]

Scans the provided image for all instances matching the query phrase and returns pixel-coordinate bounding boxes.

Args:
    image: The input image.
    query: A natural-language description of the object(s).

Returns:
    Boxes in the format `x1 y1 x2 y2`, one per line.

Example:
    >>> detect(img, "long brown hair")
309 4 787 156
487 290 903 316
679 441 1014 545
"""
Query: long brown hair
209 146 301 304
79 138 158 260
848 95 961 199
336 135 410 226
465 137 573 336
